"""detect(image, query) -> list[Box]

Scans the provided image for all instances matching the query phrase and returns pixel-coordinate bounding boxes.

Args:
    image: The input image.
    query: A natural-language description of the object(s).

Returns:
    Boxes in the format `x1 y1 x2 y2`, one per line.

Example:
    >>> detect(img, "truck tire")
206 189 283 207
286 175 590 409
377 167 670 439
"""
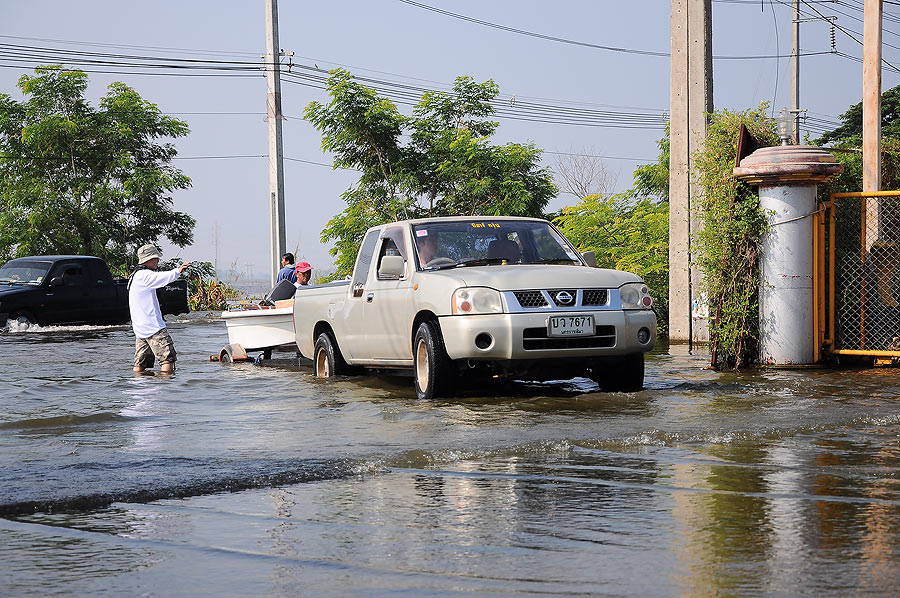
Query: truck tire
413 321 456 400
592 353 644 392
9 311 35 328
314 332 351 377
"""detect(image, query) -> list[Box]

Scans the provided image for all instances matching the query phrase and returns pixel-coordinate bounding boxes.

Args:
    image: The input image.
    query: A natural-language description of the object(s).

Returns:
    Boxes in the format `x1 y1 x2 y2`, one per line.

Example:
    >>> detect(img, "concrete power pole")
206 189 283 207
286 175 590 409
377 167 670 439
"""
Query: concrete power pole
669 0 713 344
265 0 287 287
791 0 801 144
863 0 883 196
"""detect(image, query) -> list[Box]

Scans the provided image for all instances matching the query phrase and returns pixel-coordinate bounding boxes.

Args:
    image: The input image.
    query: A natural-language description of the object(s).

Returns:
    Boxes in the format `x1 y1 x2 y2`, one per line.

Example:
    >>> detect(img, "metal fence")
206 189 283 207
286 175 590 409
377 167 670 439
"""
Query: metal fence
821 191 900 362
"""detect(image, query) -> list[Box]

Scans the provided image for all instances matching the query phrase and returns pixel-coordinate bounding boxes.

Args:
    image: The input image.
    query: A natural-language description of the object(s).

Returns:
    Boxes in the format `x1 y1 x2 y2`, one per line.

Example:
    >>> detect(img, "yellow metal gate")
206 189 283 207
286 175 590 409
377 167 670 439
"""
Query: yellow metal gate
819 191 900 363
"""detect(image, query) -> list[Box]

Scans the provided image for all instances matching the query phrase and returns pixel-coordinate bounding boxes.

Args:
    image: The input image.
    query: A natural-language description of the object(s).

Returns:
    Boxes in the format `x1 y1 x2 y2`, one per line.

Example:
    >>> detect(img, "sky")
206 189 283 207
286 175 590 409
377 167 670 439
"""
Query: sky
2 0 897 282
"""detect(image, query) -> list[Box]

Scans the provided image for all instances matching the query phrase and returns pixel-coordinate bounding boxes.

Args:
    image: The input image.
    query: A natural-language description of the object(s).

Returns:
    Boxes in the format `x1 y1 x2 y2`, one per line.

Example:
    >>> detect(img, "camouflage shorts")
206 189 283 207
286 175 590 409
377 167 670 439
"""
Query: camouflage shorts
134 328 177 368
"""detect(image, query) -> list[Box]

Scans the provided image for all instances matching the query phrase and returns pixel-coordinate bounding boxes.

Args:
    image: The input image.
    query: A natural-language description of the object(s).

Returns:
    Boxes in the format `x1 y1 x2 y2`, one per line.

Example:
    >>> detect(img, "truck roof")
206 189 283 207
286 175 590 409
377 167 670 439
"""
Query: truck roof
374 215 549 230
8 255 106 262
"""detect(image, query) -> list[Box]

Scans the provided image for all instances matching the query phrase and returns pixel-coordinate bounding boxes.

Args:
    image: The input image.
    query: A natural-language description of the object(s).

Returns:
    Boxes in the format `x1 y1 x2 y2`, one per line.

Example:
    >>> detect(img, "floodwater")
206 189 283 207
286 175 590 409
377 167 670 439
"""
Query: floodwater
2 314 900 597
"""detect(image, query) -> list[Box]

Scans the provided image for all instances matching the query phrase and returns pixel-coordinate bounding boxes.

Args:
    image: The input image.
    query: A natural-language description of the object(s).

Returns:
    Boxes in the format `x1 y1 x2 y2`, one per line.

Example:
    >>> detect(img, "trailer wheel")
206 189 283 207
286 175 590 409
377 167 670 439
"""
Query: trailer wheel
413 321 456 400
220 343 249 363
314 332 350 377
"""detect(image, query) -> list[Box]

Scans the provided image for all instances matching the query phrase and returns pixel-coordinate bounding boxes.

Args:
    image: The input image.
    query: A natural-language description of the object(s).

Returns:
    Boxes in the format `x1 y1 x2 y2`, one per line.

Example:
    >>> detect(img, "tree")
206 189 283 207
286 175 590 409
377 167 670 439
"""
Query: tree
554 192 669 330
0 66 195 272
554 148 617 200
817 84 900 145
815 84 900 198
632 122 669 202
304 69 557 277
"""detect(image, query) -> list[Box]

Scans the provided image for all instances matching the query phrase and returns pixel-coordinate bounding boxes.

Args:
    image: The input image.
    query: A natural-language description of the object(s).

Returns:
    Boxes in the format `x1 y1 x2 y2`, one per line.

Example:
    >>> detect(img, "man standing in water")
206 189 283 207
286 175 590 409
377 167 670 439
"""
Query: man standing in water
129 244 191 373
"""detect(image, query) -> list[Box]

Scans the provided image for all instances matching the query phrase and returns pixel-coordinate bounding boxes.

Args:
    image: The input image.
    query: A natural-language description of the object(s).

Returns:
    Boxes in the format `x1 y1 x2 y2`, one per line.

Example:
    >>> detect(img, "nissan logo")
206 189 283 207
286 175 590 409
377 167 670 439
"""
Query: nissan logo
555 291 574 305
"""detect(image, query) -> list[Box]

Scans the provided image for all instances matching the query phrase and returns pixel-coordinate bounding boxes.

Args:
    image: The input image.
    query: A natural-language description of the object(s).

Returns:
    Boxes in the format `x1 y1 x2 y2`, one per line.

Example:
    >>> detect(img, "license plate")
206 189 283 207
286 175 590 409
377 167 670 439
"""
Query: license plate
547 315 594 337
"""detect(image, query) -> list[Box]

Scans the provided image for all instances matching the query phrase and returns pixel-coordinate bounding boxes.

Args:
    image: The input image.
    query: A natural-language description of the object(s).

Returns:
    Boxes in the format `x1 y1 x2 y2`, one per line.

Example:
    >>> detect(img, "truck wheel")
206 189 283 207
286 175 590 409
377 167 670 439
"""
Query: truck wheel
9 311 35 328
593 353 644 392
413 321 456 400
314 332 350 377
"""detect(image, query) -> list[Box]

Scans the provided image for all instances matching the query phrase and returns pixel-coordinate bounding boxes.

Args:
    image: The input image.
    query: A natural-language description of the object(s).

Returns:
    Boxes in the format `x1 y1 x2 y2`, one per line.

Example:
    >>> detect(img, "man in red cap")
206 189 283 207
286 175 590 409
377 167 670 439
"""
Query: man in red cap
294 261 312 288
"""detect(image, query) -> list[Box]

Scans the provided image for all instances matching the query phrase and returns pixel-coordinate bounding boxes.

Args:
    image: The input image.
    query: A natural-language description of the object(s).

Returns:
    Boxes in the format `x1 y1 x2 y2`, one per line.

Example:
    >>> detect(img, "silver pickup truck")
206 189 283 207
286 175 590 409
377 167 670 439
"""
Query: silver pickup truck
293 216 656 399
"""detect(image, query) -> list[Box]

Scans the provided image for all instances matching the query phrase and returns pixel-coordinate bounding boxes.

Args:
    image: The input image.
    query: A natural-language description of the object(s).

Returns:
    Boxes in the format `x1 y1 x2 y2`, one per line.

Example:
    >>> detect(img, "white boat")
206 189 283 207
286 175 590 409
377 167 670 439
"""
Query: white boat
219 300 296 361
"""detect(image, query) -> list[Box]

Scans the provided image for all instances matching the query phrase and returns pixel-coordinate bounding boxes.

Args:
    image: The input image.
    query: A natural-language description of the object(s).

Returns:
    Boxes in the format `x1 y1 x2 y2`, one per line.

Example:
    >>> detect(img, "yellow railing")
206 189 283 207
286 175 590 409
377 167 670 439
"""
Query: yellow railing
821 191 900 361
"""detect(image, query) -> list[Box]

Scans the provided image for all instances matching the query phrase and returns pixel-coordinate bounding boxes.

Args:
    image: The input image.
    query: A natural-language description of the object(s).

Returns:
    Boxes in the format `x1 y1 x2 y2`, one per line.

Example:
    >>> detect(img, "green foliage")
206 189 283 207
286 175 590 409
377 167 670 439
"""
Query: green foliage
159 259 238 311
817 84 900 145
817 139 900 199
633 122 670 202
305 69 557 278
692 105 778 369
0 66 195 271
554 192 669 331
815 82 900 198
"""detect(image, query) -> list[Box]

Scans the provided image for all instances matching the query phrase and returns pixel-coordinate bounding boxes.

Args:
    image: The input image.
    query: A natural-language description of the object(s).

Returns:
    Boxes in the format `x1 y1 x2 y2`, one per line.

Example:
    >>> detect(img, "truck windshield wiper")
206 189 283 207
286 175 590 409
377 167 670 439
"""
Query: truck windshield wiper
533 257 580 264
431 257 507 270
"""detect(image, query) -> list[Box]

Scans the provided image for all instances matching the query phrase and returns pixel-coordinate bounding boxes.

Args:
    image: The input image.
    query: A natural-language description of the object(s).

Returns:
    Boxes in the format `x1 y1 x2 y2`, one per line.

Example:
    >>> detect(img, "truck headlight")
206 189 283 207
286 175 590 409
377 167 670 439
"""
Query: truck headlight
452 287 503 315
620 282 653 309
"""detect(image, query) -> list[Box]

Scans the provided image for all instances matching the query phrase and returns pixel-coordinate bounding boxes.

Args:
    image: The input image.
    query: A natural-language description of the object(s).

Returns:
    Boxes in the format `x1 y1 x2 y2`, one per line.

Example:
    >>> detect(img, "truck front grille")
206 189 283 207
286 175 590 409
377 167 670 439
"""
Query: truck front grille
548 289 577 307
514 291 548 308
522 325 616 350
582 289 609 306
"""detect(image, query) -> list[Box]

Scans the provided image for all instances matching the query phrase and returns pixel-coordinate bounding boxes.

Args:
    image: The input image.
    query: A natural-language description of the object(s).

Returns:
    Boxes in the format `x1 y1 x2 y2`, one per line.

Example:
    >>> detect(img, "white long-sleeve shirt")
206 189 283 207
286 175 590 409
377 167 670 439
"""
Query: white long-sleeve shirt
129 268 183 338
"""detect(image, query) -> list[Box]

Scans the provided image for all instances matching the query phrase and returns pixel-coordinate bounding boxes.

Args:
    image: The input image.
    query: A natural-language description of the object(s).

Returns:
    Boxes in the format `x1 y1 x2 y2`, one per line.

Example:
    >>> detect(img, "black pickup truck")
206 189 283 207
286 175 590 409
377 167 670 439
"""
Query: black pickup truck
0 255 189 326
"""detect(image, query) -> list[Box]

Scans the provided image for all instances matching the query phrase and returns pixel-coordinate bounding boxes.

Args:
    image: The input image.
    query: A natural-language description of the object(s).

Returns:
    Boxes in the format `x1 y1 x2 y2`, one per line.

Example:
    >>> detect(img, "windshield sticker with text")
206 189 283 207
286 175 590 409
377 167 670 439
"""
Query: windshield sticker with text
471 222 501 229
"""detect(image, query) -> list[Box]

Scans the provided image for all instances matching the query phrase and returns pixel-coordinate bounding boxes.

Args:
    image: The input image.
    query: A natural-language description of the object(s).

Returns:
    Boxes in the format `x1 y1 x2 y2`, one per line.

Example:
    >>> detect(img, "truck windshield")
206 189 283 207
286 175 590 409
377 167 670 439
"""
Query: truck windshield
0 260 53 285
412 220 582 270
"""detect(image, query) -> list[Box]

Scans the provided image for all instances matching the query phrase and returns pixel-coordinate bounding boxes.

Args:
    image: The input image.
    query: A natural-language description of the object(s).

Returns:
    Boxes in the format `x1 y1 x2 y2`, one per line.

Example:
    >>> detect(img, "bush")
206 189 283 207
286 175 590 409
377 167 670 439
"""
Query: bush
692 105 778 368
159 259 239 311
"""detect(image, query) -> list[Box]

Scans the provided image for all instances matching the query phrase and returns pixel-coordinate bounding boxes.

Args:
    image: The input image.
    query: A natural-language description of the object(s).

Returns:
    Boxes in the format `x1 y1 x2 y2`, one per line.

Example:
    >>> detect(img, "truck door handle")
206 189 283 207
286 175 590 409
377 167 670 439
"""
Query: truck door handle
366 293 374 303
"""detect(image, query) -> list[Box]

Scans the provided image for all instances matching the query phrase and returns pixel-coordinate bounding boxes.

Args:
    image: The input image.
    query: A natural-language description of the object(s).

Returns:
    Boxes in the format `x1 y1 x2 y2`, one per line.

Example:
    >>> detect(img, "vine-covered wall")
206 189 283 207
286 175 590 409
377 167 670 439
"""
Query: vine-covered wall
692 105 778 368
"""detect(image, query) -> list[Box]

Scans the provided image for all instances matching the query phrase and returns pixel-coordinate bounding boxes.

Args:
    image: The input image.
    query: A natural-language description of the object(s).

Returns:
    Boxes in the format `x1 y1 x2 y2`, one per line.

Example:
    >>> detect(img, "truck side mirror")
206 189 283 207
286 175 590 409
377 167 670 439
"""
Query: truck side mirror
581 251 598 268
378 255 405 279
49 276 64 287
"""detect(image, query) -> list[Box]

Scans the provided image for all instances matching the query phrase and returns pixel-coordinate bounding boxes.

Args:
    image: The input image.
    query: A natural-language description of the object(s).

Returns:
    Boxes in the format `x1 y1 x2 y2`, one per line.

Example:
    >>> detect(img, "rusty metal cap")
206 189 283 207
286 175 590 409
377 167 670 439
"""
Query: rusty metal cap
733 145 843 186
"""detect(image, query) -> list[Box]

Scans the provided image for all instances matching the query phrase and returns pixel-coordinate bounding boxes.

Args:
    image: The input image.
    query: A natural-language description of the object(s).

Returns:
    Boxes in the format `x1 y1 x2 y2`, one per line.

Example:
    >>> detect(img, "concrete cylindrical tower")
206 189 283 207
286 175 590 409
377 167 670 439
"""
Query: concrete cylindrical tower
733 145 843 365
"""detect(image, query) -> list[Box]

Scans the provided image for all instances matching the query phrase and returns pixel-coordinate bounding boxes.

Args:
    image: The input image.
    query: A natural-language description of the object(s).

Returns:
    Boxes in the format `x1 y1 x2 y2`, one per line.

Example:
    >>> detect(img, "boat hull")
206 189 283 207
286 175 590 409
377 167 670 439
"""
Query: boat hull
221 307 296 352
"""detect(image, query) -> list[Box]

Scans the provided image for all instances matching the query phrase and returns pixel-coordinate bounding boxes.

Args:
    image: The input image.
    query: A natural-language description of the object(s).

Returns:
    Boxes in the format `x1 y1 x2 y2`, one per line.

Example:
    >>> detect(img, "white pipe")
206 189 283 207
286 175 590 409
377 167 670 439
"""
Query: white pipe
758 184 816 365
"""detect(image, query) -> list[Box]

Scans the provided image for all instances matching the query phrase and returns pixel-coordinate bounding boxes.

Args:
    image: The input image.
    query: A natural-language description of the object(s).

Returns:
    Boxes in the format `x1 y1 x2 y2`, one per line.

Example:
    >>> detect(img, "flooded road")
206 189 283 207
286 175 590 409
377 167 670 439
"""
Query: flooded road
2 313 900 596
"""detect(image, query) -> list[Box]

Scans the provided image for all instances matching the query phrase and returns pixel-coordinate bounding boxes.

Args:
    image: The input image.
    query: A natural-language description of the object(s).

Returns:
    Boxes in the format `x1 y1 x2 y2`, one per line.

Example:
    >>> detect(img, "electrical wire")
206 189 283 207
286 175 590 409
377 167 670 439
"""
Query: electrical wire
0 37 850 133
395 0 833 60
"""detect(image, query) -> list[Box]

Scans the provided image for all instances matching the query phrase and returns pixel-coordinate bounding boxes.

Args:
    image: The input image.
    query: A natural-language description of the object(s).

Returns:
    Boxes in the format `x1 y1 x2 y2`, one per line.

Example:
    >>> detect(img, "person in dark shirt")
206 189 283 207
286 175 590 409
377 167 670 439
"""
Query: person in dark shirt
276 253 297 283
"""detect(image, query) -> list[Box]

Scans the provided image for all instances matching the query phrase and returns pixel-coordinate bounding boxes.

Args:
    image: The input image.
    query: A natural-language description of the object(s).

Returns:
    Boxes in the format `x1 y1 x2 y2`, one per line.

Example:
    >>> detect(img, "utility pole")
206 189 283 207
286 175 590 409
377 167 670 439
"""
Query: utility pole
863 0 883 195
791 0 801 144
265 0 287 287
863 0 883 248
213 221 219 276
669 0 713 345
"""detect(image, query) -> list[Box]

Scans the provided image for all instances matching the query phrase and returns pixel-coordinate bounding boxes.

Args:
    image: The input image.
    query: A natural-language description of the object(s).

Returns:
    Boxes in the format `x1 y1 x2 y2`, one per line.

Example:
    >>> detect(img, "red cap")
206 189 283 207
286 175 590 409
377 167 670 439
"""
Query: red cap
295 261 312 273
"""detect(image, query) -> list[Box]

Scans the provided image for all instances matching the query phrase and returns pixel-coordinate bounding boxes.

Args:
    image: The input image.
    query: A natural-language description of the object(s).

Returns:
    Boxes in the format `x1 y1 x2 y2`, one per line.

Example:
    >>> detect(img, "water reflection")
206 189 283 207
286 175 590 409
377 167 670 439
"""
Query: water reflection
4 321 900 596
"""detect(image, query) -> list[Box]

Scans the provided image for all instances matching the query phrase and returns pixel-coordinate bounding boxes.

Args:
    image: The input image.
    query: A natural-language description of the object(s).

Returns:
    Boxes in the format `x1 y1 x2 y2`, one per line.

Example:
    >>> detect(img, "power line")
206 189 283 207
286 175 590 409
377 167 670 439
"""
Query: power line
0 38 851 133
395 0 669 57
396 0 834 60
